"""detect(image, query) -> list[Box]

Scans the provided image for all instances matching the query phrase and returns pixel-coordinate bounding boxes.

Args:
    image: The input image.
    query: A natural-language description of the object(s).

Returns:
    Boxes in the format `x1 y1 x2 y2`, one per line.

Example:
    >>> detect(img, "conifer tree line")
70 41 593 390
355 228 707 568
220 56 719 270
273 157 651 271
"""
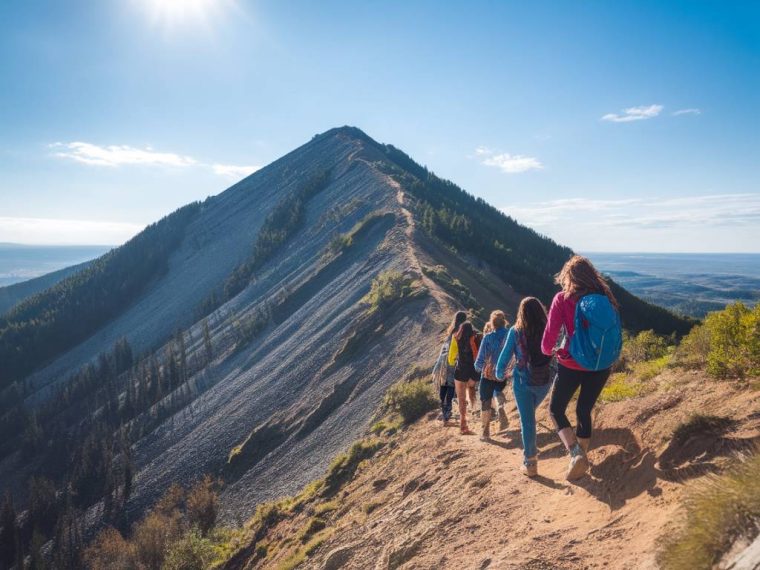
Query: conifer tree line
0 202 203 390
379 144 694 336
220 169 332 303
0 311 234 569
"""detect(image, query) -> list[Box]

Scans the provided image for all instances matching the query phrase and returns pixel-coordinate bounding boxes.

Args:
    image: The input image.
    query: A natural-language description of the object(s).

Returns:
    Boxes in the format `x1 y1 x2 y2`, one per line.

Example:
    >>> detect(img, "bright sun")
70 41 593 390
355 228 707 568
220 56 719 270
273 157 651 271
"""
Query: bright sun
140 0 221 29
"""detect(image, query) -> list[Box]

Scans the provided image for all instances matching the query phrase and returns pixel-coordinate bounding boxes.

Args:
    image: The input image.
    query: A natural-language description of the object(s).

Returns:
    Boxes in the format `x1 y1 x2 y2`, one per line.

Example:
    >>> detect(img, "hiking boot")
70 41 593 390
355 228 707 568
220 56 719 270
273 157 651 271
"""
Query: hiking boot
566 444 589 480
522 457 538 477
480 410 492 441
497 406 509 431
578 437 590 454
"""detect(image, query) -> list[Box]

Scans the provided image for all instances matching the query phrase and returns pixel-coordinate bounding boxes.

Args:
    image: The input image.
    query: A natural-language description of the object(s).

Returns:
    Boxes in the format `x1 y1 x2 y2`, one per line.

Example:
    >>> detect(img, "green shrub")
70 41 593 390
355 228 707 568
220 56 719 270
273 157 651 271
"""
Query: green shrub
163 530 215 570
673 323 711 369
363 271 420 311
599 373 645 403
623 329 670 364
370 416 403 436
658 450 760 570
705 303 759 378
383 380 438 424
674 303 759 379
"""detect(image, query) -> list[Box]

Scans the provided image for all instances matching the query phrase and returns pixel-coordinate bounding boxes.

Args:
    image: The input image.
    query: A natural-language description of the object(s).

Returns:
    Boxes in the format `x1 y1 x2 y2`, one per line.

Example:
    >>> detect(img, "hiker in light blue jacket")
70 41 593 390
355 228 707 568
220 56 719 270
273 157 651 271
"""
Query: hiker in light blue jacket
496 297 554 477
474 310 509 441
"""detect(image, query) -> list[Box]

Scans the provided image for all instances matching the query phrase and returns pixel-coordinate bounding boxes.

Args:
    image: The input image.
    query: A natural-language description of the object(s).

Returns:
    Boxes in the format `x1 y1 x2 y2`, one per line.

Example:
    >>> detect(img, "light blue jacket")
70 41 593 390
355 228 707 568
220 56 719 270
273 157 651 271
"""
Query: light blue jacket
496 326 530 385
474 326 508 380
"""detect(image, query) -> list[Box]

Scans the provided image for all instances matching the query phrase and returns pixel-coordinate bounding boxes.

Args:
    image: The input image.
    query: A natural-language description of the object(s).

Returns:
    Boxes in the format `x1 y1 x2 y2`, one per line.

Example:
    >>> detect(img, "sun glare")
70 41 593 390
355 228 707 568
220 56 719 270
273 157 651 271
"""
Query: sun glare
139 0 228 30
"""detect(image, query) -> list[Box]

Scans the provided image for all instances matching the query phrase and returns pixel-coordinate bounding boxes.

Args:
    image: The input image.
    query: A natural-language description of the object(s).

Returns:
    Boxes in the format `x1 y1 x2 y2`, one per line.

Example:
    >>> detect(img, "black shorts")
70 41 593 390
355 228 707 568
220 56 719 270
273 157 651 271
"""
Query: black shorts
455 364 479 383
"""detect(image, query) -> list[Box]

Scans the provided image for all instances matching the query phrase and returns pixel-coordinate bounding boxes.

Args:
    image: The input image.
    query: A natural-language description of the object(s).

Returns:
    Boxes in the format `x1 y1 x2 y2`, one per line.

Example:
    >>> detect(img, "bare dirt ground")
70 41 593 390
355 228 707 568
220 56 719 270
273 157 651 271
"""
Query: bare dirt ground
235 370 760 570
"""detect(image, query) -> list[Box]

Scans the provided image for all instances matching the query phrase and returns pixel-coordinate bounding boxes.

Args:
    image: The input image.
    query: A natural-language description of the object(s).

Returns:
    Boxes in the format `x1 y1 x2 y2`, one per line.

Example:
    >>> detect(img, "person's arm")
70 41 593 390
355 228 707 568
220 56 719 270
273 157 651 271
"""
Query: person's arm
474 335 487 373
541 294 563 356
496 328 516 380
447 337 459 367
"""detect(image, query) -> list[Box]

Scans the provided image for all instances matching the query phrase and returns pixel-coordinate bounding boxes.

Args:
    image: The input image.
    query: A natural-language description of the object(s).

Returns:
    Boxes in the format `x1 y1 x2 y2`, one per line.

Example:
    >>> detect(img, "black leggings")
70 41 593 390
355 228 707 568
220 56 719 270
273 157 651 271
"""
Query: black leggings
549 364 611 439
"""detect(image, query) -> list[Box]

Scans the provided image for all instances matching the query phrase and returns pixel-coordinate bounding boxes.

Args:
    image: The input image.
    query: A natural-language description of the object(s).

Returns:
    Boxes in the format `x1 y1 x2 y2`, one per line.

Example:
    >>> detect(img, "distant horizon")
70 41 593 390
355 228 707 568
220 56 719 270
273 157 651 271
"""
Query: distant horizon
2 241 759 255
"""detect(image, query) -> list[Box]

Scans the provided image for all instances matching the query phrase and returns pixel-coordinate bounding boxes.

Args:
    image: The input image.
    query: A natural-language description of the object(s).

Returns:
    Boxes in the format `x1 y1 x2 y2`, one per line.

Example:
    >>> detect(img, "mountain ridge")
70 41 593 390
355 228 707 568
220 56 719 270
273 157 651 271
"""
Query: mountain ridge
0 126 694 540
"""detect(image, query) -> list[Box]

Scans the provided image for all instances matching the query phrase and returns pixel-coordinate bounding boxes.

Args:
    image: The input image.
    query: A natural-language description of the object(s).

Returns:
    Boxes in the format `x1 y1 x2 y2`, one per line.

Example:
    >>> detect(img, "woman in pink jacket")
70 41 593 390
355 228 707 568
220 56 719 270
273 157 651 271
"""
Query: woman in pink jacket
542 255 619 480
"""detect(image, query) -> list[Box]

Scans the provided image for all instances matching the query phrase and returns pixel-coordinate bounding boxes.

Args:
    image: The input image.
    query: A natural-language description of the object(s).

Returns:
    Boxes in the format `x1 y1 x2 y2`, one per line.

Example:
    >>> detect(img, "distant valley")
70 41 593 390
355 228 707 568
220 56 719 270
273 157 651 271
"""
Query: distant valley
0 243 111 287
590 252 760 318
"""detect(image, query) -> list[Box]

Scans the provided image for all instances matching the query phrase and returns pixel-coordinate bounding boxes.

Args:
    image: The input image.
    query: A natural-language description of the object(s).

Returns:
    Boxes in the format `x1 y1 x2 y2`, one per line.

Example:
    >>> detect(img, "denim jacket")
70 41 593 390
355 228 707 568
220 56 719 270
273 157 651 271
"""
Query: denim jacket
474 327 508 381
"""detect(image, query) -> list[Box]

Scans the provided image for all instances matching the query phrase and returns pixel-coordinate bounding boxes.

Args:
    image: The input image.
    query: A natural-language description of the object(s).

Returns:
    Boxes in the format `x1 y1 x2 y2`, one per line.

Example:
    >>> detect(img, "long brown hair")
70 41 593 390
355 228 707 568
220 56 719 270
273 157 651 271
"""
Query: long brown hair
447 310 467 336
556 255 619 309
455 321 474 345
514 297 547 360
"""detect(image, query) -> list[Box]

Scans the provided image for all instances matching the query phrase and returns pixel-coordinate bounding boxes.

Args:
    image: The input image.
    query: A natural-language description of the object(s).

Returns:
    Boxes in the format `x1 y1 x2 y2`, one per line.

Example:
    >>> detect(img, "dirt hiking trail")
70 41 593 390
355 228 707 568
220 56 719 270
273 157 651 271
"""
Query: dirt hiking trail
228 370 760 570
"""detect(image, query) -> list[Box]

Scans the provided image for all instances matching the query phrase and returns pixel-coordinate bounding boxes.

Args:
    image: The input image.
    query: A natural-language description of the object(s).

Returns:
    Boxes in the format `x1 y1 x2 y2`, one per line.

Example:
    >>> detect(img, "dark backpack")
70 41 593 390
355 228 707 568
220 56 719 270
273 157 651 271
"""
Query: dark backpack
520 332 554 386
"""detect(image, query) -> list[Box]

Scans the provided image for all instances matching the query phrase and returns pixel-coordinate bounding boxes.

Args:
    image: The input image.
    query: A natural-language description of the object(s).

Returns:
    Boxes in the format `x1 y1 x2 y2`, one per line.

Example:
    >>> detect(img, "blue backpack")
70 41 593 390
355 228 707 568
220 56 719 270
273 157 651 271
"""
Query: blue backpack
569 294 622 371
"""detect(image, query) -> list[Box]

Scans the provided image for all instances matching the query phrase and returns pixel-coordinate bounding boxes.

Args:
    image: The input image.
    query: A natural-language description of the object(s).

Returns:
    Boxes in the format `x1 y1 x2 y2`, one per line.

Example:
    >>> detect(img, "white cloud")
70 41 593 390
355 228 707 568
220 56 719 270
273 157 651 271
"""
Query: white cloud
475 147 543 174
52 142 197 167
672 108 701 116
0 217 144 245
212 163 260 180
51 141 260 180
601 104 664 123
503 193 760 252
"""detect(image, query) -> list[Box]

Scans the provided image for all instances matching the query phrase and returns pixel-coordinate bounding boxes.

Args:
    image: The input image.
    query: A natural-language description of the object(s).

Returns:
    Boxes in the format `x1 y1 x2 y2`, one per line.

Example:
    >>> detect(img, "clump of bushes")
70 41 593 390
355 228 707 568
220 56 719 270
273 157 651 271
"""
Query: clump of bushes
383 380 438 424
674 302 759 379
622 329 671 364
84 476 230 570
658 450 760 569
363 271 422 312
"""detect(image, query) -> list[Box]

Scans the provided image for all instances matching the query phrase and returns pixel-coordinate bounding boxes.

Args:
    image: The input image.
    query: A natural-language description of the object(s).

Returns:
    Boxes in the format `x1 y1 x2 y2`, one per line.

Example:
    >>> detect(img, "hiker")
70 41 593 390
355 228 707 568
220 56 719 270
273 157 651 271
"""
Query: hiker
434 311 467 425
542 255 622 480
448 319 481 434
496 297 553 477
484 321 509 432
474 310 509 441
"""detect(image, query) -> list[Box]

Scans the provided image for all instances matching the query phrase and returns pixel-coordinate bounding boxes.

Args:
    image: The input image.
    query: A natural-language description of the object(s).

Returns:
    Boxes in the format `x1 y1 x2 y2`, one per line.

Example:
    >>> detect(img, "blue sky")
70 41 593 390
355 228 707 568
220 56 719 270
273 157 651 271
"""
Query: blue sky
0 0 758 252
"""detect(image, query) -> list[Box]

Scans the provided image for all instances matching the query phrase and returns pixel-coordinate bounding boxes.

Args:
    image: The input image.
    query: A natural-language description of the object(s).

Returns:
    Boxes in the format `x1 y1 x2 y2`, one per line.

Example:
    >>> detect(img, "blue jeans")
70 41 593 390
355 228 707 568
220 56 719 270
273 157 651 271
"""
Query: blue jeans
439 384 455 420
479 378 506 411
513 378 551 461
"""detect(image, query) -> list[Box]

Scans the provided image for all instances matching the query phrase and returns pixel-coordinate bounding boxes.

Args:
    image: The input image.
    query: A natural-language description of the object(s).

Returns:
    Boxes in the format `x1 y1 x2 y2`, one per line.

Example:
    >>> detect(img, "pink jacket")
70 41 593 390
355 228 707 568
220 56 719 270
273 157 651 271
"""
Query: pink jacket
541 292 586 371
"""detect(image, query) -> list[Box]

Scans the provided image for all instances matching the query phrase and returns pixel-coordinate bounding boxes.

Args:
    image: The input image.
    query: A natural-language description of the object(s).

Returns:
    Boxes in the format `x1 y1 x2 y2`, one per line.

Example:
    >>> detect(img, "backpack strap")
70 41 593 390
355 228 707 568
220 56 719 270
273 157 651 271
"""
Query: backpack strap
469 336 479 359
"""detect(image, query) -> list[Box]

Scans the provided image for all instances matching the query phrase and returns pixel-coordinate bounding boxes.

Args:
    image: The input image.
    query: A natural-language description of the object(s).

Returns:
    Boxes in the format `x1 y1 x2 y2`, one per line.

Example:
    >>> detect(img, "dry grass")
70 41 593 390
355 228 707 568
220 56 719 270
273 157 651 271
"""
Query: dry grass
658 450 760 569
